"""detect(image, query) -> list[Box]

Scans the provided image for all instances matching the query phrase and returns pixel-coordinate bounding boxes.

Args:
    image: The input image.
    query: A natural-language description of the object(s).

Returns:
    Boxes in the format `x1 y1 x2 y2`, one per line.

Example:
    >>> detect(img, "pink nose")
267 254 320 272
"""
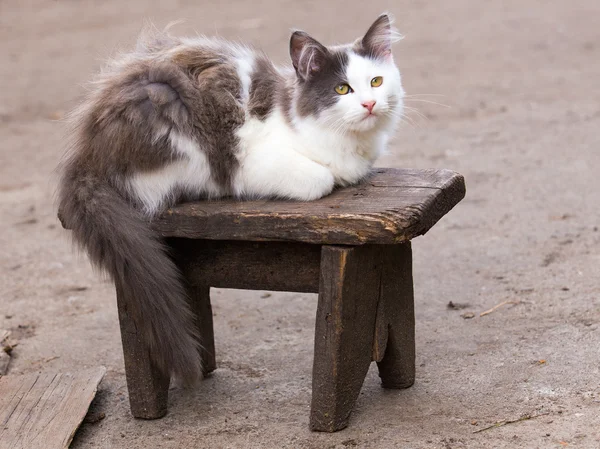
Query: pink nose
362 100 376 113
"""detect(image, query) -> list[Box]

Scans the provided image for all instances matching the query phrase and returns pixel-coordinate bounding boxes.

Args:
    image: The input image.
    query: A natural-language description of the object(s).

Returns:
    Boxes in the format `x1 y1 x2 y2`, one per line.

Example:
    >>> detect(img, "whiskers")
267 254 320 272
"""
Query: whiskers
381 107 418 130
403 93 450 109
393 94 451 129
321 113 351 136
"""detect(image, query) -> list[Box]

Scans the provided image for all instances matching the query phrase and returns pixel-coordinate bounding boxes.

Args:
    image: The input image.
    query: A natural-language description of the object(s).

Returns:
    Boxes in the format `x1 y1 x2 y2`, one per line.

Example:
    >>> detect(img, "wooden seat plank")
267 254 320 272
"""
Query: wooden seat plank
151 168 465 245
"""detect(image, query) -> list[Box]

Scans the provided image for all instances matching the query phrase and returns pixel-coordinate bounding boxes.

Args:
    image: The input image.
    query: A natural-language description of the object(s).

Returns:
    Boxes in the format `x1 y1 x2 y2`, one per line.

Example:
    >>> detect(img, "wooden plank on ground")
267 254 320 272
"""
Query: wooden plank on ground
0 367 106 449
0 330 14 376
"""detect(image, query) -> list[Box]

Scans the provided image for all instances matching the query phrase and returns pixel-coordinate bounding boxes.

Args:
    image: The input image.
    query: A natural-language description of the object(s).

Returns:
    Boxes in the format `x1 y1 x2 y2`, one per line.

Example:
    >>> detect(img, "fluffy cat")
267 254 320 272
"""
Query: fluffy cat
57 14 405 383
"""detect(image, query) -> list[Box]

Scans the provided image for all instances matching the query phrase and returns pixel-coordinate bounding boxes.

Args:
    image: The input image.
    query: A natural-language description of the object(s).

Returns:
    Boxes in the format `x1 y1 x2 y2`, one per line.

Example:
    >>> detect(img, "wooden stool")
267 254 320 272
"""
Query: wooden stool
104 168 464 431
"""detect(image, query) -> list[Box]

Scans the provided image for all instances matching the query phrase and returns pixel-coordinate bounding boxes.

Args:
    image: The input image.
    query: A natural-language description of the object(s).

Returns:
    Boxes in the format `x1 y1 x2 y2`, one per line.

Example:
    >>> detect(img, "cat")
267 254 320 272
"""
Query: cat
57 13 405 384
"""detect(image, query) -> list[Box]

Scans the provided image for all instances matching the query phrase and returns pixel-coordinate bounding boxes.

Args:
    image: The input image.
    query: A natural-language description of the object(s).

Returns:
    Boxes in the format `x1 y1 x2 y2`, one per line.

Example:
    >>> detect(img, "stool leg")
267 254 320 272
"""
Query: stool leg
376 242 416 389
187 284 216 375
310 245 381 432
116 281 170 419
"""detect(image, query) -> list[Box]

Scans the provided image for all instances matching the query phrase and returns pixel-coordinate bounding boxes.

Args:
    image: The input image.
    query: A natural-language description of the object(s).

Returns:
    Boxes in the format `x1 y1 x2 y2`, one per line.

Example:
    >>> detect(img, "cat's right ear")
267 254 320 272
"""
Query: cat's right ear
290 31 328 81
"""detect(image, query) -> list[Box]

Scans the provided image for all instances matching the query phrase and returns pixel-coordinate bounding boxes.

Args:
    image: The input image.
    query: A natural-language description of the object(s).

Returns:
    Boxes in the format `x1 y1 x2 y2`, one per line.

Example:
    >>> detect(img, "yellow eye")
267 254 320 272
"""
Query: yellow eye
371 76 383 87
334 83 351 95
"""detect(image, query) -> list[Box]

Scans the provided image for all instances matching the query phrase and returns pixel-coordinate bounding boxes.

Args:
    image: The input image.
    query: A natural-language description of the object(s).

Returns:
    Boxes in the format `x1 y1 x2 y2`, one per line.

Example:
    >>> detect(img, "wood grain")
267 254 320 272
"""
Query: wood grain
0 330 10 376
185 284 217 376
151 168 466 245
310 245 382 432
115 281 170 419
169 239 322 293
376 243 416 388
0 367 105 449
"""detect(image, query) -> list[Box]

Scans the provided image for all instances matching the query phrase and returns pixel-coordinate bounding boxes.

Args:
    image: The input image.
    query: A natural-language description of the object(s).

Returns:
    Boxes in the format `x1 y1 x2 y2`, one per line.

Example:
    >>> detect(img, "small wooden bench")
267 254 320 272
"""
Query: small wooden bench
73 168 465 432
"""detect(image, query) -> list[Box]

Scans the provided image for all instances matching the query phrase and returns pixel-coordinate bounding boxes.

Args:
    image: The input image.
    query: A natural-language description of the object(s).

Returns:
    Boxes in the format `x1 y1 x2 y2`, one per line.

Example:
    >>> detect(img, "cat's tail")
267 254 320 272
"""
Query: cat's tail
57 165 202 385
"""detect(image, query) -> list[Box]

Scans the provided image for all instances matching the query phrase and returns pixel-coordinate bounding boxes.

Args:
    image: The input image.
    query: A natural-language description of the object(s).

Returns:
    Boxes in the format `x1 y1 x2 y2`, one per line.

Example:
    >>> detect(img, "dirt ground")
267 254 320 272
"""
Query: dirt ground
1 0 600 448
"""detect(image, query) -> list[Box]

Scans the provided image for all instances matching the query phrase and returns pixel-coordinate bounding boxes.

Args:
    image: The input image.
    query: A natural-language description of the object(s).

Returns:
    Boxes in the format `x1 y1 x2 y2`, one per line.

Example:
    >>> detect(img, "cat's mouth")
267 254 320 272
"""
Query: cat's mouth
348 112 381 133
362 112 377 120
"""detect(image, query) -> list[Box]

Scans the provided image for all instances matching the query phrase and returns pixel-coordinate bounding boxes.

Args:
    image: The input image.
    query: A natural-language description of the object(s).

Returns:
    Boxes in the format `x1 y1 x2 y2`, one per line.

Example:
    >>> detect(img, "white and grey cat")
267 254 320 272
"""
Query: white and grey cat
58 14 405 383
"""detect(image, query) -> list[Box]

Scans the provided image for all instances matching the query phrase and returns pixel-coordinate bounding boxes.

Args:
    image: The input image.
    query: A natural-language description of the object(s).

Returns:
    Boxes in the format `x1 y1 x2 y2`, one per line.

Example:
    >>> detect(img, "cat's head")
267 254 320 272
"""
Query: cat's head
290 14 404 134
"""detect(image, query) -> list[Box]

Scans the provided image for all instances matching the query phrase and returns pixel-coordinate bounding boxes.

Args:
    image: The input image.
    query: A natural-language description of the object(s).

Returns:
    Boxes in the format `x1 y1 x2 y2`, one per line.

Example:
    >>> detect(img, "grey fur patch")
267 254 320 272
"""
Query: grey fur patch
295 49 349 117
248 55 280 120
177 57 244 189
278 82 295 125
143 53 244 190
78 44 244 192
80 62 183 176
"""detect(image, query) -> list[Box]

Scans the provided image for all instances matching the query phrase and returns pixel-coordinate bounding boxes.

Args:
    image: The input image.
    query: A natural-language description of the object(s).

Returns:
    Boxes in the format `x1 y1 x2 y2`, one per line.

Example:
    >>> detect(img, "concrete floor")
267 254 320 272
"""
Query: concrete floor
1 0 599 447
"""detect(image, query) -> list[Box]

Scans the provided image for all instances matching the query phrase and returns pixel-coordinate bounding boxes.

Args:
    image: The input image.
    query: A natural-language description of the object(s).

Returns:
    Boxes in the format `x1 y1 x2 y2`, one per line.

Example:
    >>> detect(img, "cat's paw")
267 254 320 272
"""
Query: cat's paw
286 165 335 201
234 149 335 201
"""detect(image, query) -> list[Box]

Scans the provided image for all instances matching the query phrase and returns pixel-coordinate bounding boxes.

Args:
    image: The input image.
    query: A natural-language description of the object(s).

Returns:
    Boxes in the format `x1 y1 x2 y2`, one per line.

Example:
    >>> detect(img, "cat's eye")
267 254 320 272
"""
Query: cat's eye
371 76 383 87
334 83 352 95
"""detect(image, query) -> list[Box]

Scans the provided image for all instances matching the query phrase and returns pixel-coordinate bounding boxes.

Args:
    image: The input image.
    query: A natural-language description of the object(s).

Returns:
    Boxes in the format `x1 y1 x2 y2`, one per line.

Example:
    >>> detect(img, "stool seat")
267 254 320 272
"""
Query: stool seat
152 168 465 245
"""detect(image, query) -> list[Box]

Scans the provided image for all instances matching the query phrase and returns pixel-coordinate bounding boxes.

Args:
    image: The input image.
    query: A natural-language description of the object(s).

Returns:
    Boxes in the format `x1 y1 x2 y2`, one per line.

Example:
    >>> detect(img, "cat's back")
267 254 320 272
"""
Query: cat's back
67 31 288 210
171 36 286 120
73 32 276 174
92 32 278 117
88 33 255 122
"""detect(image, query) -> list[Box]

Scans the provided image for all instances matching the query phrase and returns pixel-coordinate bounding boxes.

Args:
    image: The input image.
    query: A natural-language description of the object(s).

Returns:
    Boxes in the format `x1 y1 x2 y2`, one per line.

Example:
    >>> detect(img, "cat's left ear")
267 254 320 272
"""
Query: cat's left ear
359 14 400 60
290 31 329 81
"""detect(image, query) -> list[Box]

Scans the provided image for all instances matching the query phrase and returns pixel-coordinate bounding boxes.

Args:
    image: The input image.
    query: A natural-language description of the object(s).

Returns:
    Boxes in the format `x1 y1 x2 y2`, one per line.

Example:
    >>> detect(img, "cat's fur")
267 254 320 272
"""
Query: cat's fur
57 14 405 383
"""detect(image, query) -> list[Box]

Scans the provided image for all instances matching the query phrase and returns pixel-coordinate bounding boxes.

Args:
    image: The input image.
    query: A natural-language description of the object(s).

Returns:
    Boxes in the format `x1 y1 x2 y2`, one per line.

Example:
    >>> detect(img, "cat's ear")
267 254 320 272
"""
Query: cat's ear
359 14 400 60
290 31 328 80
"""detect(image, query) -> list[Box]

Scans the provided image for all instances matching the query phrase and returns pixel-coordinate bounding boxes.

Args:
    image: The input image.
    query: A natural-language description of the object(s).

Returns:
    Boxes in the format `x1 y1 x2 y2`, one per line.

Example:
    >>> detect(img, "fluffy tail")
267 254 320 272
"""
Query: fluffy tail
58 169 202 384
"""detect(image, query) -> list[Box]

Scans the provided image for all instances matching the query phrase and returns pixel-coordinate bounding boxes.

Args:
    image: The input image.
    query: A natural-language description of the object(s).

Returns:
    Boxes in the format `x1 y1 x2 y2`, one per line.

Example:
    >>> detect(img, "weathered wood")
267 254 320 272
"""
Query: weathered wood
170 239 321 293
115 281 170 419
310 245 382 432
151 168 466 245
186 284 217 375
0 367 105 449
376 243 416 388
368 167 463 188
0 330 10 376
0 352 9 377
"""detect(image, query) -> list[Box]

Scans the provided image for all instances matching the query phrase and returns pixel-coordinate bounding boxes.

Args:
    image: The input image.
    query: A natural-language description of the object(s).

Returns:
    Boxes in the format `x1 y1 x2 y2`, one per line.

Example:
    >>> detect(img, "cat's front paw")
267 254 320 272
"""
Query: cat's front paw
234 150 335 201
286 166 334 201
